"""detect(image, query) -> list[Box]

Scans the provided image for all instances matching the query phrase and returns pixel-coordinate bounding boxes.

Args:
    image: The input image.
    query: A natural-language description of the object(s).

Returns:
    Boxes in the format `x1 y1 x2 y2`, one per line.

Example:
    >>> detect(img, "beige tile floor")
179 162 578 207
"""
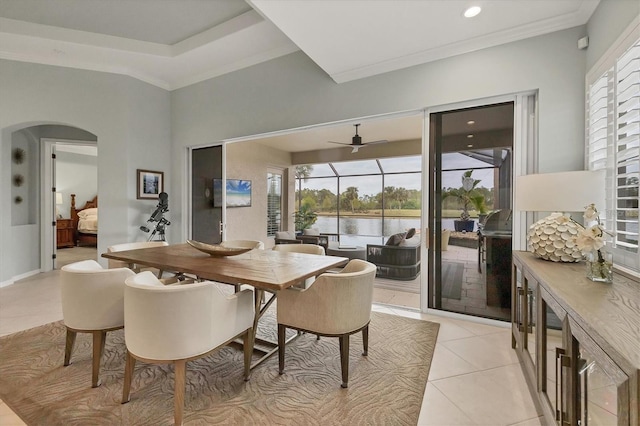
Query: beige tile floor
0 249 544 425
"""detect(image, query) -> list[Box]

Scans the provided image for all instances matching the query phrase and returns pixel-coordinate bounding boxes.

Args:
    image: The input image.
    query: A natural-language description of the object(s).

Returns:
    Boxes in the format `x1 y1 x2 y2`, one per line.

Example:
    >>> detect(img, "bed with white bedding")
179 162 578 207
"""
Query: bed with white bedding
70 194 98 247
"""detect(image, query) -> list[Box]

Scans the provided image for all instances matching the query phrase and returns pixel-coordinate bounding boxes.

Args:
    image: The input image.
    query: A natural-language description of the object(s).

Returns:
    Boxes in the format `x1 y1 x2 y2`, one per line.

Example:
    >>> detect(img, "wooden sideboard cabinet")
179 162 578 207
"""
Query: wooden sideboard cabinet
56 218 75 248
512 251 639 425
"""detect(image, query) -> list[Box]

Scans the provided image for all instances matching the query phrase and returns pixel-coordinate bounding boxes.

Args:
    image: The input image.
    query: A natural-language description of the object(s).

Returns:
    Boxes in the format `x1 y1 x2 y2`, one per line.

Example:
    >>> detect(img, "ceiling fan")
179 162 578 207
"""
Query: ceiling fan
328 124 388 153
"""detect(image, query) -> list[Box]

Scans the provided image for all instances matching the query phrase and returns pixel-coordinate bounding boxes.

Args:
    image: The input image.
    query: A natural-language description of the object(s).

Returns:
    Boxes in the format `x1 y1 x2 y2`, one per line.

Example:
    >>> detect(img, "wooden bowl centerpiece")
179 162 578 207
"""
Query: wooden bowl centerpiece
186 240 252 257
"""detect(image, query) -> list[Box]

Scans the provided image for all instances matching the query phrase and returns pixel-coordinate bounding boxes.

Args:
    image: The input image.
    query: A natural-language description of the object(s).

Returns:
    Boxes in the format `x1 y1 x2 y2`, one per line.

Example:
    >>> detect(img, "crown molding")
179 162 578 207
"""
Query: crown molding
330 2 599 83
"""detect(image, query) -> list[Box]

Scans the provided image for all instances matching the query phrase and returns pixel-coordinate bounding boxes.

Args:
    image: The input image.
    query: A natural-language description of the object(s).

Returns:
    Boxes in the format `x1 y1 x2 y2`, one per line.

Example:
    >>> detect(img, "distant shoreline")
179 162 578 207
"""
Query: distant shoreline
315 212 479 220
317 212 419 218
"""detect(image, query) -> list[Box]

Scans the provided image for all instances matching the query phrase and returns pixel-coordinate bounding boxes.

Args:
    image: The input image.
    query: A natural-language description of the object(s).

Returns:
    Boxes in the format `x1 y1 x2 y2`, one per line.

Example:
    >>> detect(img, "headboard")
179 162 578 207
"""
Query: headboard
70 193 98 229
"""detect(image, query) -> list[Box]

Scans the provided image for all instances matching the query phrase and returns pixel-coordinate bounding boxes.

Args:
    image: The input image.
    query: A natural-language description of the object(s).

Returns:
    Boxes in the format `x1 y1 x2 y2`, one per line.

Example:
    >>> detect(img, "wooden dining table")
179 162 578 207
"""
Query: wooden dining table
102 243 348 368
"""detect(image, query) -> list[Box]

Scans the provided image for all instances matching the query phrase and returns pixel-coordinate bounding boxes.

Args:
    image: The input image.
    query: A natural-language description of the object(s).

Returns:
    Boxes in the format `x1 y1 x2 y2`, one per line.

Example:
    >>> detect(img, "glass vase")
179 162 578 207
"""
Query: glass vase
585 250 613 283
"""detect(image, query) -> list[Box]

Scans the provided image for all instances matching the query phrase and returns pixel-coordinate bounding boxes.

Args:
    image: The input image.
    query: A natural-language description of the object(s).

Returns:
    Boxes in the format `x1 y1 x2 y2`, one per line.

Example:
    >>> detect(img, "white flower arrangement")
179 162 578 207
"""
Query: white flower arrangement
574 203 613 282
574 203 608 256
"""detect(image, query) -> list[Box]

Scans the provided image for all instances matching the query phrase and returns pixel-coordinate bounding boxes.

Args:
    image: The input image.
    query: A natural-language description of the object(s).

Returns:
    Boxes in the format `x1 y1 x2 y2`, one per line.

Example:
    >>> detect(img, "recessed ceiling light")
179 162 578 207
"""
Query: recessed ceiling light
464 6 481 18
467 120 475 125
467 144 474 148
467 134 474 138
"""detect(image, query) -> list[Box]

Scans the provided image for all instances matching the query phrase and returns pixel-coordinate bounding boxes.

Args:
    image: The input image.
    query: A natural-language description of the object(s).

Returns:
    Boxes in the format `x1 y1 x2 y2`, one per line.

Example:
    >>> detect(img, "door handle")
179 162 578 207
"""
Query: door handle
555 347 571 424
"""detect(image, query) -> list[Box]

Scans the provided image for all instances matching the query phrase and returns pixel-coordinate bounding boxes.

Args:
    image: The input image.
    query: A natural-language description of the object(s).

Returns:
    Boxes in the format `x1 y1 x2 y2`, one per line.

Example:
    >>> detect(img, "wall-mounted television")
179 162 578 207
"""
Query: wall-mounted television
213 179 252 208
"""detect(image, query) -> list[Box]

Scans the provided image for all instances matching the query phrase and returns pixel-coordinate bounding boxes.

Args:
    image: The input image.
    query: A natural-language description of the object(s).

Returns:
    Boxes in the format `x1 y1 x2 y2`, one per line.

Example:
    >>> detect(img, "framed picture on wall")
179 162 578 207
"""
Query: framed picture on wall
137 169 164 199
213 179 252 207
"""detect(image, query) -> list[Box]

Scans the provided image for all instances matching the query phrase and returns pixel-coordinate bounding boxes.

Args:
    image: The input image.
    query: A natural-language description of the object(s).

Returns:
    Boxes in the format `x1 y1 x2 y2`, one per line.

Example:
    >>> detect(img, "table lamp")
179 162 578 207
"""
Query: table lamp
515 170 605 262
56 192 63 219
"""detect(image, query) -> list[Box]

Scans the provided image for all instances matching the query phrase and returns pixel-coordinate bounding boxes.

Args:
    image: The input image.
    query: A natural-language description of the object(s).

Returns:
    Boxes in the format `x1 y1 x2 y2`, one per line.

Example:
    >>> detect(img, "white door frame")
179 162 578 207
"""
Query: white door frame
41 138 97 271
420 91 537 314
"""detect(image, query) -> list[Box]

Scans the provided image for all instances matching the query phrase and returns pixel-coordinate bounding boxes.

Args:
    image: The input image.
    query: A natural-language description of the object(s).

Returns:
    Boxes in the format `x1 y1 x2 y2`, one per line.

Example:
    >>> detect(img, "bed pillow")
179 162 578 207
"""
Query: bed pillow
77 208 98 219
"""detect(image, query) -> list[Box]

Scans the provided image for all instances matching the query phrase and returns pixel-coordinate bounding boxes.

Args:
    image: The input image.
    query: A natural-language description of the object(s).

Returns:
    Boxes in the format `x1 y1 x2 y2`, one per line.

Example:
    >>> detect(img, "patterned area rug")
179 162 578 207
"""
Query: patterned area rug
0 309 438 425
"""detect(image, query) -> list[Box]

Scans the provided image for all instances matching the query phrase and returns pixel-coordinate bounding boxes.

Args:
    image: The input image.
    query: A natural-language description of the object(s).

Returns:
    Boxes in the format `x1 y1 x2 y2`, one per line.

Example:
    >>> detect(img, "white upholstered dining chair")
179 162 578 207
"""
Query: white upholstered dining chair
106 241 169 276
277 259 377 388
273 243 325 288
60 260 135 388
272 243 325 256
122 271 255 426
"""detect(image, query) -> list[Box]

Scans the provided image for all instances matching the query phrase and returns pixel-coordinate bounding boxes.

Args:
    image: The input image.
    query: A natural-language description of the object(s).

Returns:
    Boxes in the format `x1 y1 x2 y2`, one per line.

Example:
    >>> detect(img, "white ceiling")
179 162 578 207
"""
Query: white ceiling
249 0 599 83
0 0 599 90
0 0 597 152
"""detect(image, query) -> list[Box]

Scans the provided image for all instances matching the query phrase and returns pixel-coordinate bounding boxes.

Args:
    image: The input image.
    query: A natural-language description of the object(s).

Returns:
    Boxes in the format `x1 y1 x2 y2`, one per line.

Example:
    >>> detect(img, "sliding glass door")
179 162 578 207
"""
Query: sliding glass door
428 102 514 321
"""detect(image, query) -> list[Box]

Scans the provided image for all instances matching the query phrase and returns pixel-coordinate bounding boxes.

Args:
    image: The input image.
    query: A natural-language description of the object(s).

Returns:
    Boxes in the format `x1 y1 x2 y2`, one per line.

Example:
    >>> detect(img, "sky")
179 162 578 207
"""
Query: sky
299 153 496 197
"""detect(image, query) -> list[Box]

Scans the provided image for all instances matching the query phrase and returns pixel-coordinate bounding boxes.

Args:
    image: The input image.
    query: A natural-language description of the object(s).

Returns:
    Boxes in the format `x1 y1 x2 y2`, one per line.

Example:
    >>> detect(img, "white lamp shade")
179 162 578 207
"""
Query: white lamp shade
56 192 63 205
515 170 606 213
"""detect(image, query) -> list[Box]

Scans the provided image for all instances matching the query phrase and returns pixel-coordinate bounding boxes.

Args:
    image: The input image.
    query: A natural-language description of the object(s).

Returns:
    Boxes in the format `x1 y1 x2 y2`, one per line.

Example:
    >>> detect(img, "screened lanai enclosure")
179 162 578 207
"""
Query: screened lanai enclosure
285 102 515 321
294 156 422 247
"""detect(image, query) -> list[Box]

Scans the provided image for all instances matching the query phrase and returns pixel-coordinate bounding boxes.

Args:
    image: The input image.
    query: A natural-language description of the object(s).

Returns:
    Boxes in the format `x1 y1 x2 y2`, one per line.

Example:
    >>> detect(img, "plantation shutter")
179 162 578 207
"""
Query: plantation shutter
587 71 612 171
586 34 639 274
615 40 640 251
267 172 283 236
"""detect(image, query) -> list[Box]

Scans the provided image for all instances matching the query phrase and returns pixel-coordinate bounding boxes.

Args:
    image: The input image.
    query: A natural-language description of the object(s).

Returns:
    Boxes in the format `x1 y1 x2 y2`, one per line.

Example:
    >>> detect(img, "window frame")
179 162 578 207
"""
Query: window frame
585 19 640 276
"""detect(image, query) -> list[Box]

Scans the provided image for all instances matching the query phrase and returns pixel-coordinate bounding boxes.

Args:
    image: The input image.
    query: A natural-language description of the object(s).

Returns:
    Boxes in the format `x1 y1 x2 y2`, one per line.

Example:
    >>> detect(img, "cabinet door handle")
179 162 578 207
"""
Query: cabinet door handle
555 347 570 424
518 287 525 332
578 358 593 426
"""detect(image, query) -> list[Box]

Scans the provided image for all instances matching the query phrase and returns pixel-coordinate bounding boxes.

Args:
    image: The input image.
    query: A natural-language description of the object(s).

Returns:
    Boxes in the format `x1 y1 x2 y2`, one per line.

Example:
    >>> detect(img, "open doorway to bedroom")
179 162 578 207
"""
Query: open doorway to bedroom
53 142 98 269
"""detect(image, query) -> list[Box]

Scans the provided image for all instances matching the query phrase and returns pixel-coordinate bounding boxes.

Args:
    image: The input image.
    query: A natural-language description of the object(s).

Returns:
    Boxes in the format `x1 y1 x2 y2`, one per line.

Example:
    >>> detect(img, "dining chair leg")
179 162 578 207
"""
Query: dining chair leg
91 330 106 388
243 328 253 381
121 351 136 403
278 324 286 374
174 360 186 426
362 324 369 356
339 334 350 388
64 328 76 366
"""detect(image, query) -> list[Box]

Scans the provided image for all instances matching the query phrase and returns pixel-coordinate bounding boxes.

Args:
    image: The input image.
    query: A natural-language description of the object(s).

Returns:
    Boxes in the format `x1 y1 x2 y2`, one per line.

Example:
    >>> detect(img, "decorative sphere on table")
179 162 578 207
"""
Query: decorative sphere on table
527 213 583 262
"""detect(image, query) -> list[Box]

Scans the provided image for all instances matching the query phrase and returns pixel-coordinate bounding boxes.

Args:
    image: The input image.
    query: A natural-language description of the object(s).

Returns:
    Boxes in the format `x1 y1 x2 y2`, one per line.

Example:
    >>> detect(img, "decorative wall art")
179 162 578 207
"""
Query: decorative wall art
137 169 164 200
13 174 24 187
12 148 25 164
213 179 252 207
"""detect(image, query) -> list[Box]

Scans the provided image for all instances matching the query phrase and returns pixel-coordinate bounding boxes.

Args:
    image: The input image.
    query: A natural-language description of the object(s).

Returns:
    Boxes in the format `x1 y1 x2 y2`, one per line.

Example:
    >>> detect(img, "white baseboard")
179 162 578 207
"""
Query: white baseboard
0 269 42 288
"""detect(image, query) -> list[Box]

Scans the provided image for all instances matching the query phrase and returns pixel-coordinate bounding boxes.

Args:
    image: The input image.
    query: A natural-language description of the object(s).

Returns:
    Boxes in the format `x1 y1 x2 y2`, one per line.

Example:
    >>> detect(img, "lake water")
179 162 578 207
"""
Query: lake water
314 216 469 246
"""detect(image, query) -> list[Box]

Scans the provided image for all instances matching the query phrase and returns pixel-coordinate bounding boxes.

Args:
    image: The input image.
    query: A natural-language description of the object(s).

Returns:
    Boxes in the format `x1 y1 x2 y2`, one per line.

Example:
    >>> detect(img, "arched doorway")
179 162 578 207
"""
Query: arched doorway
2 123 97 279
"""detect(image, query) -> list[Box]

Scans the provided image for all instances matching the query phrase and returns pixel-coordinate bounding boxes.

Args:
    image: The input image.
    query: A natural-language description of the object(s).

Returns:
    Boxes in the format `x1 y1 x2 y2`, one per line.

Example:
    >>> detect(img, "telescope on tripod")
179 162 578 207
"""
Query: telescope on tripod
140 192 170 241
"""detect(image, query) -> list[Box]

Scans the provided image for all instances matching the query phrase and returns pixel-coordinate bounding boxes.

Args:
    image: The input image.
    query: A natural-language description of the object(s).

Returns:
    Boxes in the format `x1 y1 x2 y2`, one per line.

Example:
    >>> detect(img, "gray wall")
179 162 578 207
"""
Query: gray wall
225 142 291 246
586 0 639 70
0 61 171 283
171 26 589 242
0 0 634 282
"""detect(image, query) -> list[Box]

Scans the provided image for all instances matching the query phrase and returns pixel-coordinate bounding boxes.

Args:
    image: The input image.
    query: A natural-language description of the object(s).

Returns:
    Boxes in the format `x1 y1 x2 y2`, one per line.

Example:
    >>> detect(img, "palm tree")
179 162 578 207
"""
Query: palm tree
295 165 313 179
343 186 359 213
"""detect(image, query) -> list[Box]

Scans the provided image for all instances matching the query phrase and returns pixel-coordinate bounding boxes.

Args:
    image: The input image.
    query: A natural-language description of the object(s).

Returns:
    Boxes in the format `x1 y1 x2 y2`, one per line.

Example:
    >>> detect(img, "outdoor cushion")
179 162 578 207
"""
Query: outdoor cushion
385 228 416 246
275 231 296 240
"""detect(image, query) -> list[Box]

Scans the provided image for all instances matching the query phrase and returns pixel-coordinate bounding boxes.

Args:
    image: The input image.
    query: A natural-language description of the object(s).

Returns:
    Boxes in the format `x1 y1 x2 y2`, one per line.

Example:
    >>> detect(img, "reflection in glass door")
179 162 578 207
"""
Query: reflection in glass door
428 102 514 321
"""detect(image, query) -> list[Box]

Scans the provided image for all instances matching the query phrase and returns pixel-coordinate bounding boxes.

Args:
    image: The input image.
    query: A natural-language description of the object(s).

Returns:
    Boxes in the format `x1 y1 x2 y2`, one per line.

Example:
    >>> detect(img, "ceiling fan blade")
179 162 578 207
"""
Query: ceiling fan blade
327 141 350 146
364 139 388 145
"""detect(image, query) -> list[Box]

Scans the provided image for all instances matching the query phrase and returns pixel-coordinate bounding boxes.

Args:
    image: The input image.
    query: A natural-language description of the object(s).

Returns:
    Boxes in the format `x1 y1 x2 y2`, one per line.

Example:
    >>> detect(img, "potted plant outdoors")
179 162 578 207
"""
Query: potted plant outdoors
444 170 485 232
470 194 489 225
293 204 318 234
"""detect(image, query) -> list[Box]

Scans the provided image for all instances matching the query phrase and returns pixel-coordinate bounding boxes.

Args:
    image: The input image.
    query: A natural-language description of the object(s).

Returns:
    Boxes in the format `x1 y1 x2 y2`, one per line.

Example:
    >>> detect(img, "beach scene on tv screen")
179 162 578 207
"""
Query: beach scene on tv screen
214 179 251 207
